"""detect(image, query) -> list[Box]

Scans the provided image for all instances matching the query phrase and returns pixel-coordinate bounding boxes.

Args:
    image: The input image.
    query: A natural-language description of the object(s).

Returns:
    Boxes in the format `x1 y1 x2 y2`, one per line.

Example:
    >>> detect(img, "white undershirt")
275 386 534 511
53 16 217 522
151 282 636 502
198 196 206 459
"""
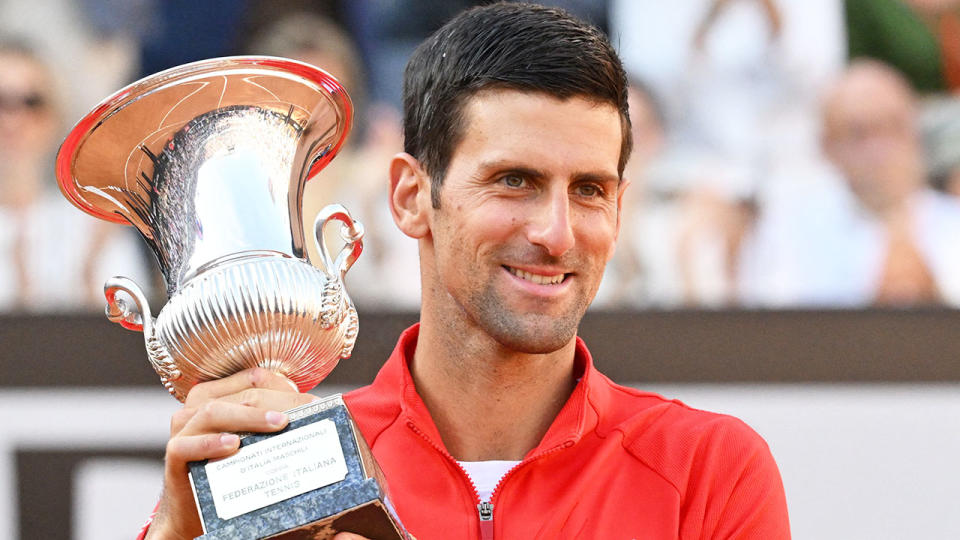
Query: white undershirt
458 460 520 502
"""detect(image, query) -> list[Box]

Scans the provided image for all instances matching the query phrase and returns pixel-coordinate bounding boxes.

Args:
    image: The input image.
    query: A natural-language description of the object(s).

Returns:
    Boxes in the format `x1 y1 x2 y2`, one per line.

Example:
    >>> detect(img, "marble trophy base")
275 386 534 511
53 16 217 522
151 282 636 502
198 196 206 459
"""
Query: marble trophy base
188 395 405 539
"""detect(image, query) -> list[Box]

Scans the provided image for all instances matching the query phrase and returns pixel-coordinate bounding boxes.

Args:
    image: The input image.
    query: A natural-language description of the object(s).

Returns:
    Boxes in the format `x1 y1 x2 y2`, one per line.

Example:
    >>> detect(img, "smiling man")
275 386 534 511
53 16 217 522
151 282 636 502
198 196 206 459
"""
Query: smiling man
142 3 789 539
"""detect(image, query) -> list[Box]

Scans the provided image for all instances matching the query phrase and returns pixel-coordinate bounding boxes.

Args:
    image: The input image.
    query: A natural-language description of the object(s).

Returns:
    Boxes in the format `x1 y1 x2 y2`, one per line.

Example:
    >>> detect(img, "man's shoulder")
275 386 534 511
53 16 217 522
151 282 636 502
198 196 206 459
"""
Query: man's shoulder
591 376 774 486
593 374 762 439
590 378 789 536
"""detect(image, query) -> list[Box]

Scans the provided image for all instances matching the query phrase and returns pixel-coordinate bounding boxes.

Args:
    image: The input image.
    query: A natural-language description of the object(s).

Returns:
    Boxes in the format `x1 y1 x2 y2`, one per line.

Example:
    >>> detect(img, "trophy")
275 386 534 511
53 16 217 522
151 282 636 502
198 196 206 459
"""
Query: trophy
56 57 405 539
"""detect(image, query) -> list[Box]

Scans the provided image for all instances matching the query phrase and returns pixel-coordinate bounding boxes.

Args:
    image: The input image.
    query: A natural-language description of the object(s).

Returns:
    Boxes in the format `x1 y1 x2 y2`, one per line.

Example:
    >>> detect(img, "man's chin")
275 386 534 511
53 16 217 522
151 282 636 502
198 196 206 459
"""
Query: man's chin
464 287 588 354
483 316 578 355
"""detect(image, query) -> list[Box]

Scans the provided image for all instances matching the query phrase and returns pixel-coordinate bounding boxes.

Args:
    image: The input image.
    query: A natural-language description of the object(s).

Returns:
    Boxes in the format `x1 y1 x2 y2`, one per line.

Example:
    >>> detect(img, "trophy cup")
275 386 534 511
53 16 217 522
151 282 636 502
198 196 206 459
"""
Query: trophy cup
56 57 405 539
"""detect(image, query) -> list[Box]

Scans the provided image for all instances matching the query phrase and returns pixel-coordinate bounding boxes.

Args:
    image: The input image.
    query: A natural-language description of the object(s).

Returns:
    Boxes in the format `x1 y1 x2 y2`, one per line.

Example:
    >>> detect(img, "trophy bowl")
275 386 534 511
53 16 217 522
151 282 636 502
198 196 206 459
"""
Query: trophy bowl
55 56 361 401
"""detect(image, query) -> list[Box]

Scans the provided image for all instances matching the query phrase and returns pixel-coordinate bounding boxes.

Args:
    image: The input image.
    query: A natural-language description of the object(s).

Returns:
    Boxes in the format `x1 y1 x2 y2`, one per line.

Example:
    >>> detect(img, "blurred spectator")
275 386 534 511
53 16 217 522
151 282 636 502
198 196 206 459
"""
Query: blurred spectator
248 12 366 121
0 41 150 312
595 81 664 306
611 0 842 183
603 0 844 307
740 60 960 306
845 0 960 93
595 79 758 308
247 12 420 309
0 0 140 121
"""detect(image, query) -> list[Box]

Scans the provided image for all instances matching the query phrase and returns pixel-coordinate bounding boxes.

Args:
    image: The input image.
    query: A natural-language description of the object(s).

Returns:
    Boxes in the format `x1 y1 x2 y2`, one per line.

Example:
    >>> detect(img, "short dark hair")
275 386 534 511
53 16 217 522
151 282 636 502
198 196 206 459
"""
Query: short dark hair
402 2 632 207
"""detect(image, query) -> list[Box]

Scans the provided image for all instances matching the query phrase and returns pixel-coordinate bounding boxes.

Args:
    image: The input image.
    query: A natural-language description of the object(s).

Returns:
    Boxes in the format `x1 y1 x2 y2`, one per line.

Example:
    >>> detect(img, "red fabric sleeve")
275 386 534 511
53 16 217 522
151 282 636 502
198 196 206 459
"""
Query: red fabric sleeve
135 500 160 540
680 416 791 539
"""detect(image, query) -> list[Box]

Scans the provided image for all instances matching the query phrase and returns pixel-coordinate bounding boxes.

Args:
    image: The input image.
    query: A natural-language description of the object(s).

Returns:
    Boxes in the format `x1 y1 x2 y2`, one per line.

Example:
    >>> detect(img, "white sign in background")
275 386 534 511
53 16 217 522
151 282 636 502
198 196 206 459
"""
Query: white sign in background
204 419 348 520
1 385 959 539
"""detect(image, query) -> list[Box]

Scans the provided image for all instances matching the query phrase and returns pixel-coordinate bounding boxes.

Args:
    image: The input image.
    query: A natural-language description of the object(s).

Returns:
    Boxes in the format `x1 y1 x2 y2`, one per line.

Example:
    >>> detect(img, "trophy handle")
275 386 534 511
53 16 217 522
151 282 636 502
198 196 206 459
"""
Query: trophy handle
104 276 152 333
104 277 185 400
313 203 364 277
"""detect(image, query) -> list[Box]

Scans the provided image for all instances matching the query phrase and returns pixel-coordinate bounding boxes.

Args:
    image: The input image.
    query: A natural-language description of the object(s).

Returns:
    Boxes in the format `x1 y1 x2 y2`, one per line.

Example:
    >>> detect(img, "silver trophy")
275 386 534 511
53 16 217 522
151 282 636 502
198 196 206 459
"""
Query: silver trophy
56 57 405 539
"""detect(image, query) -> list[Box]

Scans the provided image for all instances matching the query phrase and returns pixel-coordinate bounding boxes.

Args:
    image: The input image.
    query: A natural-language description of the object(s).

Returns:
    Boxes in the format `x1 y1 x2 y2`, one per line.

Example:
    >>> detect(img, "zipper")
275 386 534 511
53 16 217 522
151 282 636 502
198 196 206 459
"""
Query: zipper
407 421 488 536
407 419 577 540
478 501 494 540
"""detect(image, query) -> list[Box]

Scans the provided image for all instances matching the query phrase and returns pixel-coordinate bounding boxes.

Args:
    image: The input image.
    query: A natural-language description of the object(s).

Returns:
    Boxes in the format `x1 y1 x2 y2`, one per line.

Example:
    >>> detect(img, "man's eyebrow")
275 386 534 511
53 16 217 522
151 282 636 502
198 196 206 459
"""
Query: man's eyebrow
477 160 619 184
477 160 545 178
574 171 620 185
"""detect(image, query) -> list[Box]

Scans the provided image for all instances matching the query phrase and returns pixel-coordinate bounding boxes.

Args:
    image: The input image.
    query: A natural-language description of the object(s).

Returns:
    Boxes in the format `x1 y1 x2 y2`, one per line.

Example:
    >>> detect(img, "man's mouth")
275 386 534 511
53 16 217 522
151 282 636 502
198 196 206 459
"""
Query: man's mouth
504 265 567 285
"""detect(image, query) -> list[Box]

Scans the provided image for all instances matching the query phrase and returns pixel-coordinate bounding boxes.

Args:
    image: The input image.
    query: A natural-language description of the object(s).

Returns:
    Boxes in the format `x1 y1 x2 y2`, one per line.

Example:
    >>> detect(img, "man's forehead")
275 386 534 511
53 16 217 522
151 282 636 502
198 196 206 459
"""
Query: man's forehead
455 88 623 158
452 90 622 166
824 66 916 128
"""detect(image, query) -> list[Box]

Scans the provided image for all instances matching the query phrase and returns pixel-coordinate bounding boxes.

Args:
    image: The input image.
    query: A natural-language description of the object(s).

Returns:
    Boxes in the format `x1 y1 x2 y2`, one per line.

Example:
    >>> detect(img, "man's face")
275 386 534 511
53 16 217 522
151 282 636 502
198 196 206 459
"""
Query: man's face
421 90 624 353
822 67 923 210
0 52 56 160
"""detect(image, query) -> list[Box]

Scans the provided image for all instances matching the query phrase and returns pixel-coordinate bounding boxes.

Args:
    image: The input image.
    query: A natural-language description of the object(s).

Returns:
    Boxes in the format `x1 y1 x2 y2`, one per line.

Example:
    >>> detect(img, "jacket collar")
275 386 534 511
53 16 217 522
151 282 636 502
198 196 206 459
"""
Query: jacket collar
369 323 602 459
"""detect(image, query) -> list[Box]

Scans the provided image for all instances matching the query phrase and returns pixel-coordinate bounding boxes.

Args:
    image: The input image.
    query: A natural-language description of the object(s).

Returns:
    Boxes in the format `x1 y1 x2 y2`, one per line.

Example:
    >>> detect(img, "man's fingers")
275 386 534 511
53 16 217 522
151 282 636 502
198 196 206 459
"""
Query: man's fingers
170 406 197 436
180 400 290 437
184 368 300 407
171 390 316 435
165 432 242 469
221 387 319 411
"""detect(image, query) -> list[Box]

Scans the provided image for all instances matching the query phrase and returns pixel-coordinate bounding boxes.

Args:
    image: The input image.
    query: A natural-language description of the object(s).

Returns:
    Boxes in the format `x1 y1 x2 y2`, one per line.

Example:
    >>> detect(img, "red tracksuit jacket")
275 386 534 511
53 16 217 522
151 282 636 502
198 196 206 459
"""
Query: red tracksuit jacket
343 325 790 539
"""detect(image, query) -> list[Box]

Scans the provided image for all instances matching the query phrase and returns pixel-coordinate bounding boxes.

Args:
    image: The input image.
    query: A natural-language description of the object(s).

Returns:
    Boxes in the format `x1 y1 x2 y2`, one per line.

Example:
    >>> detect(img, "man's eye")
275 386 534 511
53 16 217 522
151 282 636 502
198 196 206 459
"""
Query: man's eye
501 175 525 188
576 184 601 197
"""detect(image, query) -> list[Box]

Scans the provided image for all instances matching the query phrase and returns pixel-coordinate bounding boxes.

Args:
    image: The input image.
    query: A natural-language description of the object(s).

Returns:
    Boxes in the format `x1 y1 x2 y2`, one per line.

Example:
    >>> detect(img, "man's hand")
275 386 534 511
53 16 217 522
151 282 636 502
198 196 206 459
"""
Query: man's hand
144 368 318 539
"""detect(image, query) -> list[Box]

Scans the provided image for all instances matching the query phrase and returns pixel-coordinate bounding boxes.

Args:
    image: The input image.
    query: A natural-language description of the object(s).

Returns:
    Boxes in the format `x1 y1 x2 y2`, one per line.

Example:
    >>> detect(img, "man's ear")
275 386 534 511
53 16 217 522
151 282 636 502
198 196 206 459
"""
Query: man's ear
389 152 432 239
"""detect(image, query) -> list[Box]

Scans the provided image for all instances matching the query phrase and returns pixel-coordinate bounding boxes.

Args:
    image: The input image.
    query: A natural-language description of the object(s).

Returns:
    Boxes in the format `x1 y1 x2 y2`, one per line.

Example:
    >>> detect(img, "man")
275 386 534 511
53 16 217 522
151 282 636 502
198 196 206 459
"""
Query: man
740 59 960 307
821 59 960 305
142 4 789 539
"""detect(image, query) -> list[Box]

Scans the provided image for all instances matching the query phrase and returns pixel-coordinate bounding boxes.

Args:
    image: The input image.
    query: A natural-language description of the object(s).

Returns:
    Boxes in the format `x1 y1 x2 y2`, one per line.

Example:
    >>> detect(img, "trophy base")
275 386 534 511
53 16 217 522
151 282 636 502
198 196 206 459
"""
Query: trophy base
189 395 405 540
196 482 399 540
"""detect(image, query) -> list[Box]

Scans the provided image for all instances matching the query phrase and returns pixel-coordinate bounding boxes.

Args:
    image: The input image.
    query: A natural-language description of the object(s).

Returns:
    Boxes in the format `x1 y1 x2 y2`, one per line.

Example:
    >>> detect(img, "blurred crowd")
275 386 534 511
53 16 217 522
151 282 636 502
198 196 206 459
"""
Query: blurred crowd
4 0 960 312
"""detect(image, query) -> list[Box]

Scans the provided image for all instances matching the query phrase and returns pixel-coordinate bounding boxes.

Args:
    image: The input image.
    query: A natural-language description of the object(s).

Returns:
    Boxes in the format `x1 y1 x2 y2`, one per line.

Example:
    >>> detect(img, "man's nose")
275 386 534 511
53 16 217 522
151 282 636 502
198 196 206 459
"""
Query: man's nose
526 188 575 257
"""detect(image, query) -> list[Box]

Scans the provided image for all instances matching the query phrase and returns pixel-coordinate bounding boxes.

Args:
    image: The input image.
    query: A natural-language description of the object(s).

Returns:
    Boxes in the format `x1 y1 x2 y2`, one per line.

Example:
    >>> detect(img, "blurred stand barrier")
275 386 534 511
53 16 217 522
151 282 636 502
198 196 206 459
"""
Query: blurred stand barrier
2 310 960 539
4 309 960 386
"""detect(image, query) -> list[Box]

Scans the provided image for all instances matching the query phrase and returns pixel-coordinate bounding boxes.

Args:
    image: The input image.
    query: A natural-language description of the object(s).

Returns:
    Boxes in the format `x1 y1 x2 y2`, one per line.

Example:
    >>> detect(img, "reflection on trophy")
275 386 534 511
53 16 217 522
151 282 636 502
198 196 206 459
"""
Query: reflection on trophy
56 57 405 539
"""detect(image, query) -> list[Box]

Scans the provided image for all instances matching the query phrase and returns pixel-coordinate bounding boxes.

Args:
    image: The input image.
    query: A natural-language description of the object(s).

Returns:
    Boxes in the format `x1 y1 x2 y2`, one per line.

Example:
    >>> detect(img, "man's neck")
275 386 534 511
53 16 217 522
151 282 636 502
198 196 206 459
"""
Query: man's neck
410 317 578 462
